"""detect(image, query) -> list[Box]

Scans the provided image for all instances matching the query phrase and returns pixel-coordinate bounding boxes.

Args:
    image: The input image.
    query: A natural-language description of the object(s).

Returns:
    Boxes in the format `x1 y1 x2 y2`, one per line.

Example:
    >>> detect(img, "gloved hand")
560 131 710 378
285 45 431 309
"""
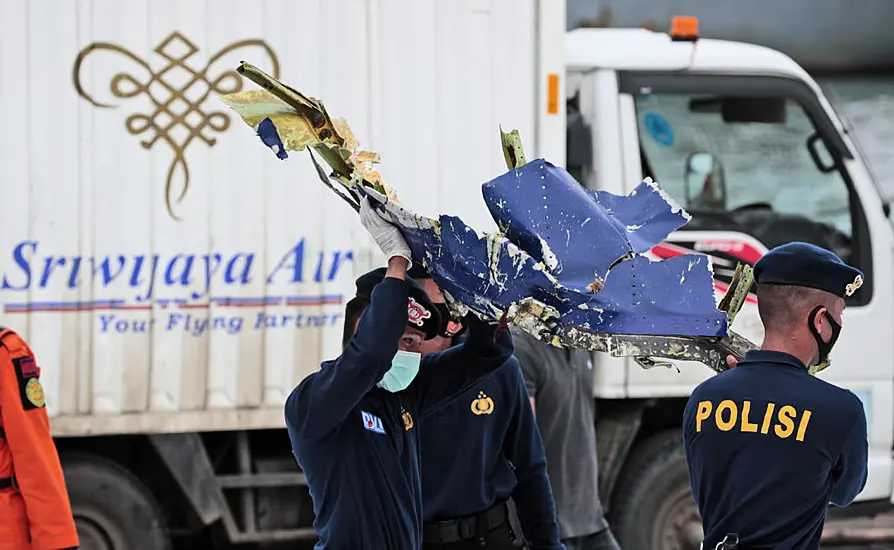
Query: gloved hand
359 197 413 268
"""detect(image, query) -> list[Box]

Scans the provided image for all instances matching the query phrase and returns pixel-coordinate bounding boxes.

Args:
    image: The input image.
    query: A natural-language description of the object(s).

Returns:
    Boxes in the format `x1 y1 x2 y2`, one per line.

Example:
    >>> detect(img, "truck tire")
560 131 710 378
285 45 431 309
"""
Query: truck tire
61 452 171 550
609 430 703 550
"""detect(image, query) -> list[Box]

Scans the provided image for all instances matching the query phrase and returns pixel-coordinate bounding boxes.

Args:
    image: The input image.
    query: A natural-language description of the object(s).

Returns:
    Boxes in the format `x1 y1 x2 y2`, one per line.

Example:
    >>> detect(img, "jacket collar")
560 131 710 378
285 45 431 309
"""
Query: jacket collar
738 349 808 372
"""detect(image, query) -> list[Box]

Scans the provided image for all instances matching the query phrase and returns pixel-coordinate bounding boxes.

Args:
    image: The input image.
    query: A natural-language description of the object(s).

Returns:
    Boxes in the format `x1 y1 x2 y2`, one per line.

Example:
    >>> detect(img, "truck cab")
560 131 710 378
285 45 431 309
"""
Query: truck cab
563 22 894 548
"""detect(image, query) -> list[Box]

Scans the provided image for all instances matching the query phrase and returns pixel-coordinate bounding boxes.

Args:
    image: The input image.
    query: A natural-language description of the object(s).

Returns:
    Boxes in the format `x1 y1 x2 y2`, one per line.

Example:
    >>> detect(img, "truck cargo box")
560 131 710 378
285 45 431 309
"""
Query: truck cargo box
0 0 558 436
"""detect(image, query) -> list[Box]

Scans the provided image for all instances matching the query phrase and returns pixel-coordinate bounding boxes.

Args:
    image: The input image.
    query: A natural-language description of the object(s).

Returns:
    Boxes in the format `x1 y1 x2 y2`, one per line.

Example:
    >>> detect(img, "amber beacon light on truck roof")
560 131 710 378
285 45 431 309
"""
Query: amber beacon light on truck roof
669 15 700 42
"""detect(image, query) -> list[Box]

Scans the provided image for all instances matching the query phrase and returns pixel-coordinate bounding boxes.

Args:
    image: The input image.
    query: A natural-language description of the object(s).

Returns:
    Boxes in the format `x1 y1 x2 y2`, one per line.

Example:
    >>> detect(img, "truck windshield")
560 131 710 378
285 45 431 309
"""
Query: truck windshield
632 90 855 265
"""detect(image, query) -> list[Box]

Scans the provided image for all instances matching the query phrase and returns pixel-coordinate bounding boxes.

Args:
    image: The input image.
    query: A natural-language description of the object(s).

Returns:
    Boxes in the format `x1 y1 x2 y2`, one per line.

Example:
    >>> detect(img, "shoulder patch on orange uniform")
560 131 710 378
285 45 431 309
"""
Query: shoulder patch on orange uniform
13 355 45 410
1 329 46 410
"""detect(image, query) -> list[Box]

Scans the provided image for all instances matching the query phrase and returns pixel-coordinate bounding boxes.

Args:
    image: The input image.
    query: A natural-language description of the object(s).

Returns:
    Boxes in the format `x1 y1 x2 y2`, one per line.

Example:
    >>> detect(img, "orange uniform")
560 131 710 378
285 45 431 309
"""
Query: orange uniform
0 327 79 550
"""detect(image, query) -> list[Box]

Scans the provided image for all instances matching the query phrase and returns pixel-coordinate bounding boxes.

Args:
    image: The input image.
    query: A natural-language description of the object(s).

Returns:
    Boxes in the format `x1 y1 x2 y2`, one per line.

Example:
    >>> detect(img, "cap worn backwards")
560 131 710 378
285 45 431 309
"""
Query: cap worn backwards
404 263 466 338
753 242 864 299
354 267 442 340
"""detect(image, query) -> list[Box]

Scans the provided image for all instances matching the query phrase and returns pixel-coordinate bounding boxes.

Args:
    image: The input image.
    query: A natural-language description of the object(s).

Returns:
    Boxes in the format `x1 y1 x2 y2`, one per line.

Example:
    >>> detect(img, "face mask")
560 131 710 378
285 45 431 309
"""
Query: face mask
807 305 842 375
377 350 422 392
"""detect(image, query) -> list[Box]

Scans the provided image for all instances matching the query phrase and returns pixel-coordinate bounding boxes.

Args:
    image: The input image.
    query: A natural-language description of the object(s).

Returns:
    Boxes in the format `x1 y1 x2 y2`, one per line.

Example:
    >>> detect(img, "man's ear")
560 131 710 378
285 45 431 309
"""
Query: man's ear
809 305 829 333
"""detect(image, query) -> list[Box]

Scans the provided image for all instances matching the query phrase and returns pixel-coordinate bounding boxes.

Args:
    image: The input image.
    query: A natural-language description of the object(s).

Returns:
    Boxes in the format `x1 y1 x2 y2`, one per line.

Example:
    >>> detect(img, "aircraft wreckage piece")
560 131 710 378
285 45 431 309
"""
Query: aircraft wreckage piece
220 62 758 373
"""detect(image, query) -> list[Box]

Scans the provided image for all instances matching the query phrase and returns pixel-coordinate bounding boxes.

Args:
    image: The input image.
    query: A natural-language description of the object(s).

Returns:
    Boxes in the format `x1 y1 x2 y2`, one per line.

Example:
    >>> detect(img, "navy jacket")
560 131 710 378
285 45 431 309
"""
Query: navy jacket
419 356 562 549
285 277 513 550
683 350 868 549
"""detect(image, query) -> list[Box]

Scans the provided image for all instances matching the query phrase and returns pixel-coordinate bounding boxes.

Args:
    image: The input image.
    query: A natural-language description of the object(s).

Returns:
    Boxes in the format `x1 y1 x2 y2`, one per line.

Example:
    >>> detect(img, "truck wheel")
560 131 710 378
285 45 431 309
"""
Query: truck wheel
62 452 171 550
609 430 703 550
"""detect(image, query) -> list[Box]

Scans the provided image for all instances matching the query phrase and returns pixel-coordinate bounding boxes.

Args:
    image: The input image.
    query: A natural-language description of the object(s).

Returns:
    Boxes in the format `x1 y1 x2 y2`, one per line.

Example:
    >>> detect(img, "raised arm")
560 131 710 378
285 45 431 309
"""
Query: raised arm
285 258 409 441
412 313 514 417
502 360 563 550
830 398 869 507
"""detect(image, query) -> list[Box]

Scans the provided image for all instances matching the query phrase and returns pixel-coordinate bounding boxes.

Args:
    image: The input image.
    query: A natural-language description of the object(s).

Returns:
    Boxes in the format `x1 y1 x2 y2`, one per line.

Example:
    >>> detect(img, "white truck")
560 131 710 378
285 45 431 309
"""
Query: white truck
0 1 890 549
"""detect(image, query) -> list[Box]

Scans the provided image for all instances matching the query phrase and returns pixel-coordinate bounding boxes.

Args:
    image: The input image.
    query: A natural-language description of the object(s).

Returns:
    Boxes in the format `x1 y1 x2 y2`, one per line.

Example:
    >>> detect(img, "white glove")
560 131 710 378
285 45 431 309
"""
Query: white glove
359 197 413 268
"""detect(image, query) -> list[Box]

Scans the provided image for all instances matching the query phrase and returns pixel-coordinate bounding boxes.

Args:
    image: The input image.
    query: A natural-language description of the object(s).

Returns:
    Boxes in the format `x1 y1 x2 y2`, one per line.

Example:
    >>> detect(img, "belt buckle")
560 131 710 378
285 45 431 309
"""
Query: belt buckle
439 521 460 543
458 517 477 541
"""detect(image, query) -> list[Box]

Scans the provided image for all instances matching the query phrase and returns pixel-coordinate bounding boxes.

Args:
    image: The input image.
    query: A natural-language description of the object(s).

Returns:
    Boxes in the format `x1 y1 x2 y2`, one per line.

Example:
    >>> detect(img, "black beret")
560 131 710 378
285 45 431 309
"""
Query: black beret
407 263 432 280
753 242 864 299
354 267 442 340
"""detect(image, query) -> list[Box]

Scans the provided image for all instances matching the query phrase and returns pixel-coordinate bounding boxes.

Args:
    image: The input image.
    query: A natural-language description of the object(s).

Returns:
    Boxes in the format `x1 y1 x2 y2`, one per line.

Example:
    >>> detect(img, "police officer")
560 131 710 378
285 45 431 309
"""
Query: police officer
285 199 514 549
405 265 563 550
683 242 869 549
0 326 79 550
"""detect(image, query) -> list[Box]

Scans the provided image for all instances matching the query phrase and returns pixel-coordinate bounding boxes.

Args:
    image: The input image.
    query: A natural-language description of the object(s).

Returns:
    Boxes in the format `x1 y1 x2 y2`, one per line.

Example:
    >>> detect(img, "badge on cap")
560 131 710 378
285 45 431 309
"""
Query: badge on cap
845 274 863 297
445 320 462 337
408 297 431 327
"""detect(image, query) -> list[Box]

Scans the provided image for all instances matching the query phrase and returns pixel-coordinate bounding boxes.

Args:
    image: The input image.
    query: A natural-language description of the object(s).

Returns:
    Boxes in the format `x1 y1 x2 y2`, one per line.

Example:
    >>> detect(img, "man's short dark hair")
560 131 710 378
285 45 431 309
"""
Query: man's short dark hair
756 283 835 335
342 296 369 349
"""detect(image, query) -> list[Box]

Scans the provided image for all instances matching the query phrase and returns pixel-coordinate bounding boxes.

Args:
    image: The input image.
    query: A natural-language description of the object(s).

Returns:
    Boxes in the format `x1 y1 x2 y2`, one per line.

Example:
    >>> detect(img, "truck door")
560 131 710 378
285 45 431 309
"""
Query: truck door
615 71 894 501
566 68 634 394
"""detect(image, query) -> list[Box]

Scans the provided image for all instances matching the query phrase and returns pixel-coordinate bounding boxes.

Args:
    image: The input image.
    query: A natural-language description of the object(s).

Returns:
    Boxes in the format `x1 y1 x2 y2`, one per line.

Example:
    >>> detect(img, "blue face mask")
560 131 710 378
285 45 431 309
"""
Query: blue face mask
377 350 421 392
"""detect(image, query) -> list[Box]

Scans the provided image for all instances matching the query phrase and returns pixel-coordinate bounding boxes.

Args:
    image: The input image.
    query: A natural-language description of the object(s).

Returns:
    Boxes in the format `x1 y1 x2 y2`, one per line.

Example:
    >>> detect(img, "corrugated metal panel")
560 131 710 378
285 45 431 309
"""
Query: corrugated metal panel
0 0 540 432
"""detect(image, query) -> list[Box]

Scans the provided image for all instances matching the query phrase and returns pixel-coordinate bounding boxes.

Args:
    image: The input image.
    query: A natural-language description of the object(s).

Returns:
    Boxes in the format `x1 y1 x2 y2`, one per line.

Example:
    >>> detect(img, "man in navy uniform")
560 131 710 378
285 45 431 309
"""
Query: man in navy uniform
406 265 563 550
683 242 869 549
285 199 514 549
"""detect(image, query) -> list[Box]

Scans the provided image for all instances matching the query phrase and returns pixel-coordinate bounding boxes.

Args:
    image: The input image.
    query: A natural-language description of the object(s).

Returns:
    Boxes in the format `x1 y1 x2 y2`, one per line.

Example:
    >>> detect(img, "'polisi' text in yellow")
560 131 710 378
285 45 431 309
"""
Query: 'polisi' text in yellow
695 400 812 441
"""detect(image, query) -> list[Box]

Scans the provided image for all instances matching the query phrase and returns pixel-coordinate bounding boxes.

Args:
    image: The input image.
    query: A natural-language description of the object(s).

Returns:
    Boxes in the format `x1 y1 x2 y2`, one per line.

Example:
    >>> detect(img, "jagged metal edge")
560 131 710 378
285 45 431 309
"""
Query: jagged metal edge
506 298 753 374
278 127 755 372
355 186 757 373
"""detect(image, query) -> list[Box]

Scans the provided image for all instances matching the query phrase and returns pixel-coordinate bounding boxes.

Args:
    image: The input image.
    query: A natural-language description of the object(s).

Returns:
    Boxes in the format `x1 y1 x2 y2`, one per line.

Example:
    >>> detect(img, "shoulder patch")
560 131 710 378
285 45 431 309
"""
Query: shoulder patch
25 378 45 408
12 355 45 410
361 410 386 434
18 356 38 377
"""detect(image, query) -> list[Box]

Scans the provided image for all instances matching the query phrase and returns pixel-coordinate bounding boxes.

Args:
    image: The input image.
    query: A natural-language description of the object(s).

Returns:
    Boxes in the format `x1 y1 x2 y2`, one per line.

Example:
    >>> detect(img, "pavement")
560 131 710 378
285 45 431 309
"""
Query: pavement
823 512 894 548
239 512 894 549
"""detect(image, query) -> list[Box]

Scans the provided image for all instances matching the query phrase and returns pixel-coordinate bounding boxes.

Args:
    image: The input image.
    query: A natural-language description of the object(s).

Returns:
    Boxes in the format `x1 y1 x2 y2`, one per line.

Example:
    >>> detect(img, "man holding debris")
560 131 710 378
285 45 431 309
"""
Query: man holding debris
512 330 622 550
406 265 563 550
285 198 514 550
683 242 869 550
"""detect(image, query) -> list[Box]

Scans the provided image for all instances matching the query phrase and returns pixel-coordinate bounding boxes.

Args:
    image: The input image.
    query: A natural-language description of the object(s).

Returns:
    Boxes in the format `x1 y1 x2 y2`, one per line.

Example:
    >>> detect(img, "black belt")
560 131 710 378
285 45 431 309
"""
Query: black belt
423 500 508 544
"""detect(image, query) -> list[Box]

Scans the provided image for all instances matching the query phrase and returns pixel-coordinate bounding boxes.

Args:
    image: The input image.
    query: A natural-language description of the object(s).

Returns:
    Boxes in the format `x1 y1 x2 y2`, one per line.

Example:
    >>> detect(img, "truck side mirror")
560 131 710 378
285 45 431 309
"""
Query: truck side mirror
685 152 727 211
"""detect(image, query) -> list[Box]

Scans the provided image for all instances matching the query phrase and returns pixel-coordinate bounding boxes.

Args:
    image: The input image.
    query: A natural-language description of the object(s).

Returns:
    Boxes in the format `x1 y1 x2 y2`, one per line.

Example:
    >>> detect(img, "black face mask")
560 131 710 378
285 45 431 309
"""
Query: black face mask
807 305 842 370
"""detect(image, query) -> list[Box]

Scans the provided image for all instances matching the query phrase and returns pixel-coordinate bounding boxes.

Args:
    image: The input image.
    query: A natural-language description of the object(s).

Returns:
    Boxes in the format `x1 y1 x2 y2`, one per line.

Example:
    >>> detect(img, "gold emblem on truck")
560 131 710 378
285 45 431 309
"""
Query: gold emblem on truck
72 32 280 221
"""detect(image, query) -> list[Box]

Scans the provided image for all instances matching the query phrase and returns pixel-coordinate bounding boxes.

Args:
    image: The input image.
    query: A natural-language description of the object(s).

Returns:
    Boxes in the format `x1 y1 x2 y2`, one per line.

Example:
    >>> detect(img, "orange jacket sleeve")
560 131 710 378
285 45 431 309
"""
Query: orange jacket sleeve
0 334 79 550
